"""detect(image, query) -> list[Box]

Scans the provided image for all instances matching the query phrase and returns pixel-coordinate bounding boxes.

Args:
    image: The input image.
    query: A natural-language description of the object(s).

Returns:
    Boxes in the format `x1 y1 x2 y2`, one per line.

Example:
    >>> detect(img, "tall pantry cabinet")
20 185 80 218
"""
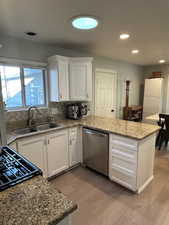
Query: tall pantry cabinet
143 78 163 118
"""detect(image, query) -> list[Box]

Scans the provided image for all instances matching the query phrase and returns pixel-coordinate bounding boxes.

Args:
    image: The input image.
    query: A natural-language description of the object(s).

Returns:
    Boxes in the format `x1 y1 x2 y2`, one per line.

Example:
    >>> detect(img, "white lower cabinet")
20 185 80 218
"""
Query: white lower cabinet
68 127 82 167
17 127 81 178
46 130 69 177
18 135 47 176
109 133 156 193
8 141 17 151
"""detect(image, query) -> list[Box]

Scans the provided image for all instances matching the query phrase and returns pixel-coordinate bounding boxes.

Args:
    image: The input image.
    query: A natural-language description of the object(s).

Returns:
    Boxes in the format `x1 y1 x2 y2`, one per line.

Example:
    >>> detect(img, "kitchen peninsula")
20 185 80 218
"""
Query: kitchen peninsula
7 116 159 193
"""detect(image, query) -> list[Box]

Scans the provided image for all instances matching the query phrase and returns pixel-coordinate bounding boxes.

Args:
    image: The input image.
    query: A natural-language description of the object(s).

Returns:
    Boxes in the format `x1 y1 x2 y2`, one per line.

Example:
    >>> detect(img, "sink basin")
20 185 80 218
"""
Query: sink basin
14 127 37 135
36 123 60 131
14 123 61 135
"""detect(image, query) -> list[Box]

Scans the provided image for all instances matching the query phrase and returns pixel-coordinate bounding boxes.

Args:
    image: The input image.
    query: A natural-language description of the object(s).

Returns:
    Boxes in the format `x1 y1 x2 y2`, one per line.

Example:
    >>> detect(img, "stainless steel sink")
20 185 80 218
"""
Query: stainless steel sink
36 123 60 131
14 123 61 135
14 127 37 135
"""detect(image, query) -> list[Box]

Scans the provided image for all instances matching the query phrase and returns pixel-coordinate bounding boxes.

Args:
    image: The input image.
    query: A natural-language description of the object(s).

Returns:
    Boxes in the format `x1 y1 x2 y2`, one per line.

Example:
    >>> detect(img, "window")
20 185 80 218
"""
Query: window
24 68 45 106
0 65 46 109
0 66 22 108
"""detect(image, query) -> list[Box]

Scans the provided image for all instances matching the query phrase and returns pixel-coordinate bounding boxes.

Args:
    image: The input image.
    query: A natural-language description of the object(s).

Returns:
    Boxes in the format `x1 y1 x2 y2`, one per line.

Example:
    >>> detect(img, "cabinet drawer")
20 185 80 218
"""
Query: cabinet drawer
111 147 137 162
110 168 136 190
70 127 78 133
69 127 78 139
111 156 136 175
110 134 137 151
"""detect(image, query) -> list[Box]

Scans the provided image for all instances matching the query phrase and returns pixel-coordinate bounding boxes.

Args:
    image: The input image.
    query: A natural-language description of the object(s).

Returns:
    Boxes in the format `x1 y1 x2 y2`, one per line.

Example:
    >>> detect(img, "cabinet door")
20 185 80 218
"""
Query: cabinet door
8 141 17 152
143 78 163 117
46 130 69 177
58 60 69 101
48 56 69 102
69 61 92 101
49 61 59 102
69 127 81 167
17 136 46 175
144 78 162 97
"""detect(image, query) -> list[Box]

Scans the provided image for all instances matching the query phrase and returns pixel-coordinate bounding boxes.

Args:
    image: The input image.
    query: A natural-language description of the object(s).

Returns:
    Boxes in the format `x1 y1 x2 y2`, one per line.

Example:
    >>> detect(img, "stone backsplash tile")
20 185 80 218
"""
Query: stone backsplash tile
6 101 89 129
5 102 67 128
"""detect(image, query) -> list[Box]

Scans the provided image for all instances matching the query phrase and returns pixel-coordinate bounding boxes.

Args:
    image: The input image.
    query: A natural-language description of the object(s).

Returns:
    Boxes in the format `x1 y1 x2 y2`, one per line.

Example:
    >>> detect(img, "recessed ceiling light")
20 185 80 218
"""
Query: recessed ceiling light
25 32 37 36
0 44 3 48
71 16 98 30
131 49 139 54
159 59 165 64
120 33 130 40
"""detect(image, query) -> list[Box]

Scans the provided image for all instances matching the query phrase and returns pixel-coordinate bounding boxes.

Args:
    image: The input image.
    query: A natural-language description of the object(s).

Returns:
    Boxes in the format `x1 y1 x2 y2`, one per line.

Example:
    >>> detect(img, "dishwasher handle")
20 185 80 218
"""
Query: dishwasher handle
83 129 108 137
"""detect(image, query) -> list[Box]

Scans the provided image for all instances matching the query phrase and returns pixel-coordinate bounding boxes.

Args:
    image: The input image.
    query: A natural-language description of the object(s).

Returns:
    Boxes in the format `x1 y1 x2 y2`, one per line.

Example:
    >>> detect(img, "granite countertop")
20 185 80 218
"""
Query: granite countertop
7 116 160 144
0 176 77 225
7 120 80 145
79 116 160 140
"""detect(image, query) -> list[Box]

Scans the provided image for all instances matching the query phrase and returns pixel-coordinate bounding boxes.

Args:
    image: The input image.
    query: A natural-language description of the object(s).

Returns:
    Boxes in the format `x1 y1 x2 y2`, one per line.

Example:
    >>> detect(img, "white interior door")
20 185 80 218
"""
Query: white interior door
95 69 117 118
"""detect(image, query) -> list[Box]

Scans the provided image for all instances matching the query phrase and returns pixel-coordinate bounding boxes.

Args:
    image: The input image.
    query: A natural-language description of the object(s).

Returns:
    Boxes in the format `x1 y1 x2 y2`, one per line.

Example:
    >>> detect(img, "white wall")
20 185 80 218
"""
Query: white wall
93 57 144 117
0 35 83 62
0 35 144 119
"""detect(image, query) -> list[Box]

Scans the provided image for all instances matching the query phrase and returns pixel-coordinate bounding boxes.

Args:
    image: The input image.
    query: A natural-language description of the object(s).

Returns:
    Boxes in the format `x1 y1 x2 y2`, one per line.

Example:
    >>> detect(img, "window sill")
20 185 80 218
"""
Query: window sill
6 106 48 113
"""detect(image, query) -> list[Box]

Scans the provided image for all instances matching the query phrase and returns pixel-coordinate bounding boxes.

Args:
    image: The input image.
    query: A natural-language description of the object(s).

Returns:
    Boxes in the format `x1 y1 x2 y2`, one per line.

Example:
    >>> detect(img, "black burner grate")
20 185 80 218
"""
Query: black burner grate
0 146 42 191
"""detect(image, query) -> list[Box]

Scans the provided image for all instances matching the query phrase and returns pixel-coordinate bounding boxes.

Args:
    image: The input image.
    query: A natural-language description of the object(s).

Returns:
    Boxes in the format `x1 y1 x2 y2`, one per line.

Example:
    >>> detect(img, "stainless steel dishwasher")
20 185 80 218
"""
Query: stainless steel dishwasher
83 128 109 176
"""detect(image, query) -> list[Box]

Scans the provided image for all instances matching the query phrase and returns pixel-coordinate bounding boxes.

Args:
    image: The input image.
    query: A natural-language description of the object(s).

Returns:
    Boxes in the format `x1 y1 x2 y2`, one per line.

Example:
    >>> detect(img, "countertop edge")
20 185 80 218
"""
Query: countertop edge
49 204 78 225
81 124 160 140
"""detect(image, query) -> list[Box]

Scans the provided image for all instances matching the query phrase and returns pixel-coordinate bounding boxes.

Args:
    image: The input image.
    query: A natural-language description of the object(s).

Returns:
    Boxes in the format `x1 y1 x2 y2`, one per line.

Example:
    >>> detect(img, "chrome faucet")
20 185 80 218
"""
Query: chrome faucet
27 106 42 129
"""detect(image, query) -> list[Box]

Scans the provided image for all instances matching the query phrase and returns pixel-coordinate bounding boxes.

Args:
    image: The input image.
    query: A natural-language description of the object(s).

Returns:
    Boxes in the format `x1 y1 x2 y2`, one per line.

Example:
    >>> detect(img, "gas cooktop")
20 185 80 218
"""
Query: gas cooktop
0 146 42 191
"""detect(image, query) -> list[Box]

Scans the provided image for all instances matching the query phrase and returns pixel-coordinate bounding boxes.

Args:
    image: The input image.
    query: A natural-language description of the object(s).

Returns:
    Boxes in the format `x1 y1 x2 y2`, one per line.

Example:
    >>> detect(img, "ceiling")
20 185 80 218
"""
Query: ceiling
0 0 169 65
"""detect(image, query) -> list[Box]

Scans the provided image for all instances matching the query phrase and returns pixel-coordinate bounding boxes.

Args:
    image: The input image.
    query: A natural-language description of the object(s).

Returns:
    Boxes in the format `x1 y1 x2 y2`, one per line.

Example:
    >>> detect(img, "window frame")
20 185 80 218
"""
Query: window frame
0 63 48 110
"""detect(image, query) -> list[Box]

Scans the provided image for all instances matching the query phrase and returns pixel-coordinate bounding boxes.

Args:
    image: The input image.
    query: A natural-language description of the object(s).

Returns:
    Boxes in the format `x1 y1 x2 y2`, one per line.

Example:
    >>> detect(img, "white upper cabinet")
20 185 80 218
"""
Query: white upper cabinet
48 55 69 102
69 58 93 101
48 55 93 102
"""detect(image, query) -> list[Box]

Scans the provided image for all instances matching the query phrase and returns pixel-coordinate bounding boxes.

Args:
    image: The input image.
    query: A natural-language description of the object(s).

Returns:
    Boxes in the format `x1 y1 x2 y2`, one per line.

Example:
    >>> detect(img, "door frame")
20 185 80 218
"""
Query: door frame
94 68 117 117
165 75 169 113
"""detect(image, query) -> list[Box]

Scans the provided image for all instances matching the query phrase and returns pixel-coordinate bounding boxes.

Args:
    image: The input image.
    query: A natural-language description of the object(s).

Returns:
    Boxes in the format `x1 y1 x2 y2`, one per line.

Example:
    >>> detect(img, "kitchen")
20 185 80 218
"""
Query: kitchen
0 0 169 225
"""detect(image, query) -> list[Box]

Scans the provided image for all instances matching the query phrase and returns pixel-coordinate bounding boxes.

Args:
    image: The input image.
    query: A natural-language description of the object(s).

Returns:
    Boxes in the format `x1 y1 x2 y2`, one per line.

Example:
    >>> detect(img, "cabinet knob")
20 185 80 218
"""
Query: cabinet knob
60 93 62 99
86 93 89 98
111 109 115 112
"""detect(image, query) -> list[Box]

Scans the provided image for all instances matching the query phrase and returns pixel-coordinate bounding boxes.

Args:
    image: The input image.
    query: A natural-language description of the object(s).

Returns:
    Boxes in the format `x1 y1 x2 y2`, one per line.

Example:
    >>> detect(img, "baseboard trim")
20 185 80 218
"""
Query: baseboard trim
47 163 81 181
137 176 154 194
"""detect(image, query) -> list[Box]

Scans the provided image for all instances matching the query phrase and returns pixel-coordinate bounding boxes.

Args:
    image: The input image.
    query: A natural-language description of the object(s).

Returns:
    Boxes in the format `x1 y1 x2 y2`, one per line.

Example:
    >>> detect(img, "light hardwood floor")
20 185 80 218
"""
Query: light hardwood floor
51 151 169 225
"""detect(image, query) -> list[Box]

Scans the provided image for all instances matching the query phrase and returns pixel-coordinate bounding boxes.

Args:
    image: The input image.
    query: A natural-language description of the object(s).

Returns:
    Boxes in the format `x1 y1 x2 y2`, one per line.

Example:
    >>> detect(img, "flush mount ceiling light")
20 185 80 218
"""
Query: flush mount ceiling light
131 49 139 54
71 16 98 30
25 32 37 36
159 59 165 63
120 33 130 40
